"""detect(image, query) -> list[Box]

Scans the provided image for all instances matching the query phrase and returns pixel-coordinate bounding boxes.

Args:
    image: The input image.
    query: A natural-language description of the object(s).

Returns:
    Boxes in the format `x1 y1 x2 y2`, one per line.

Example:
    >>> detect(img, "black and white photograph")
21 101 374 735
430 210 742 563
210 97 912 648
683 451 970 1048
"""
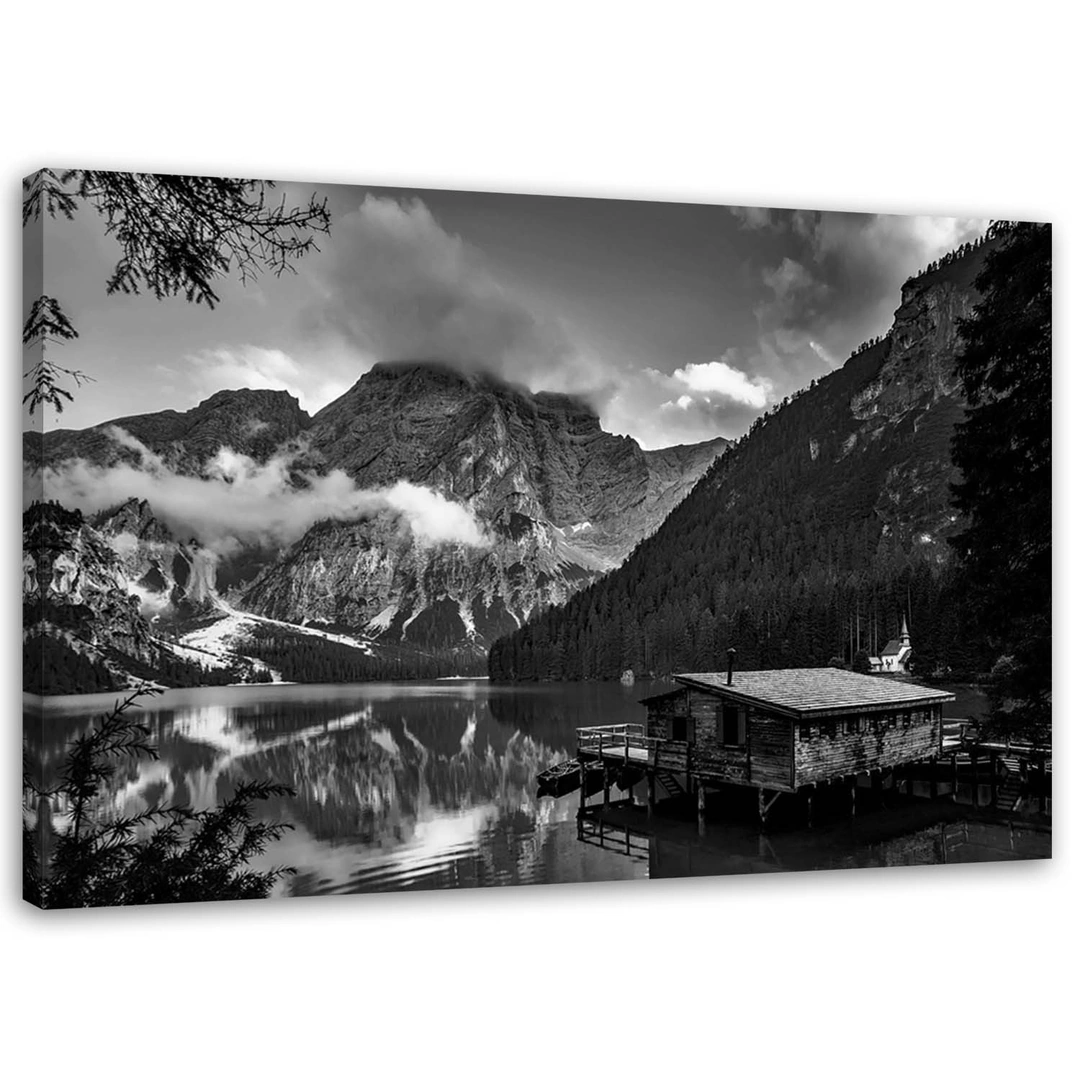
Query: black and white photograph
23 172 1051 907
7 5 1074 1078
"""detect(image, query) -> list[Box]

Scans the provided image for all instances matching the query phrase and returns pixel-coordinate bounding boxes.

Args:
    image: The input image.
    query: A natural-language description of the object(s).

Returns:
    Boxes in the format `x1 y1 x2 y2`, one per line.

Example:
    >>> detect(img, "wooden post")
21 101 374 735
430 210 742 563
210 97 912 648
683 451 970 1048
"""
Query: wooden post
806 787 814 829
952 753 959 801
579 760 587 812
971 752 980 808
850 776 857 817
603 766 610 808
758 787 767 828
698 782 707 836
647 773 656 818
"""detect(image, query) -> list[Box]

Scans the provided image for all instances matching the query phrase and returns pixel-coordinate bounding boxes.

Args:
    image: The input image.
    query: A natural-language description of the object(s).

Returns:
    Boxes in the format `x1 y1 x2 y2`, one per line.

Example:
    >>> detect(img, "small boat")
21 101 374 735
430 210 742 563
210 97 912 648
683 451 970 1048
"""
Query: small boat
537 758 605 798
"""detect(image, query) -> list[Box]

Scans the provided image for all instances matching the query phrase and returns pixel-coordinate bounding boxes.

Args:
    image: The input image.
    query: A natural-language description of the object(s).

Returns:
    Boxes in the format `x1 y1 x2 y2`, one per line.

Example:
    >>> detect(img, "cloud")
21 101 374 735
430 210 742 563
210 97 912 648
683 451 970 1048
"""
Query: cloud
597 358 773 450
40 428 491 554
307 195 598 393
730 205 778 230
669 360 773 408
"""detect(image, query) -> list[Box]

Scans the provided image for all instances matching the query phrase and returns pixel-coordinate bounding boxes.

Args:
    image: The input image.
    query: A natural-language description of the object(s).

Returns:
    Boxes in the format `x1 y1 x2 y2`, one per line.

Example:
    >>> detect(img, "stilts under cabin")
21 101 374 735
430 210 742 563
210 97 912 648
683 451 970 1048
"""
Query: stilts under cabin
538 653 960 827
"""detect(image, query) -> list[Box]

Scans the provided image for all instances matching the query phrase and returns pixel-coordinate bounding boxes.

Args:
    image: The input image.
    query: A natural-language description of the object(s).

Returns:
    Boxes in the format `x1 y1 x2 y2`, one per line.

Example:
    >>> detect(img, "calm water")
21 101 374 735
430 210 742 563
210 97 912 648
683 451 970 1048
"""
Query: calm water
24 680 1049 899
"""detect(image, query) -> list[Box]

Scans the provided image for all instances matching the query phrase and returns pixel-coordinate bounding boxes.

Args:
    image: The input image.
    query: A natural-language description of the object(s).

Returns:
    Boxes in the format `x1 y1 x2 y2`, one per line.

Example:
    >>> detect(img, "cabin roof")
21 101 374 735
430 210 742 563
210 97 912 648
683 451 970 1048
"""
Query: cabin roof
638 688 685 706
672 668 954 718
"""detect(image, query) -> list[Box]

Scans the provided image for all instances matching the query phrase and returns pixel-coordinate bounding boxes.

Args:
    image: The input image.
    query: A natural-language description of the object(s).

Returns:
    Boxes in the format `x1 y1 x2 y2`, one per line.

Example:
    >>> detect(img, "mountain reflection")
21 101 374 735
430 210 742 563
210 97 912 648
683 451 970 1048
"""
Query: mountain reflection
25 683 657 895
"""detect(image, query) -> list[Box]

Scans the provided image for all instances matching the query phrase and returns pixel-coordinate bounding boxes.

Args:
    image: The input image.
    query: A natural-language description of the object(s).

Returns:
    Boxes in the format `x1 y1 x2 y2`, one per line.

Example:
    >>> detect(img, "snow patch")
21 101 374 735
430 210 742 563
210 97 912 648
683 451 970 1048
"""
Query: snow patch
368 603 399 633
458 597 476 639
178 597 374 669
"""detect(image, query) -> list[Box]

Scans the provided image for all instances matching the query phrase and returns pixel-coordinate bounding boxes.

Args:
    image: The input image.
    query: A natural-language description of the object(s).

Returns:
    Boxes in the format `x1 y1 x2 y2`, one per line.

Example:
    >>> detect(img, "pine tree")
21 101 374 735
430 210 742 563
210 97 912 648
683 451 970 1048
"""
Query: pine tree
950 222 1051 735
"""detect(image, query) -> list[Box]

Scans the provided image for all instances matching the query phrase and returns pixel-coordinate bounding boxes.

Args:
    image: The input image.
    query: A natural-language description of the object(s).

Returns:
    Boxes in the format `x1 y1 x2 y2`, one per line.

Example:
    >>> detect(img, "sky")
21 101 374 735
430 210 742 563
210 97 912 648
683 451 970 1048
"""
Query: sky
26 177 988 449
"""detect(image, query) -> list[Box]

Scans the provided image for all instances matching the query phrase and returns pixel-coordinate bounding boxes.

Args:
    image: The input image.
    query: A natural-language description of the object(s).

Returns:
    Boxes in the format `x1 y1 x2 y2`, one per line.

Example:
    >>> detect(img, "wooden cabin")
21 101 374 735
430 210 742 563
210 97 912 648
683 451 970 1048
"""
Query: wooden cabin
641 667 955 801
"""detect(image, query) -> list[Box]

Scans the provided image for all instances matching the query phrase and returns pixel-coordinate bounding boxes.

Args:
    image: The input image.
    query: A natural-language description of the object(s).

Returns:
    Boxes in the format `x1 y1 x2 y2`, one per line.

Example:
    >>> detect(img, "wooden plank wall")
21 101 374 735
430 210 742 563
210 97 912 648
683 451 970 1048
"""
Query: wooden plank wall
688 691 794 789
747 710 794 789
794 705 941 786
645 691 690 740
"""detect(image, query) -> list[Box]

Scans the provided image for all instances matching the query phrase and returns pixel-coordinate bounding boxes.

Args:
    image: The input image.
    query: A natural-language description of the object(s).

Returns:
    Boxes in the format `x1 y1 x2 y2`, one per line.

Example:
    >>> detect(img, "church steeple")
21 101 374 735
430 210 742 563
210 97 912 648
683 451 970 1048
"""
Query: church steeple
899 614 910 647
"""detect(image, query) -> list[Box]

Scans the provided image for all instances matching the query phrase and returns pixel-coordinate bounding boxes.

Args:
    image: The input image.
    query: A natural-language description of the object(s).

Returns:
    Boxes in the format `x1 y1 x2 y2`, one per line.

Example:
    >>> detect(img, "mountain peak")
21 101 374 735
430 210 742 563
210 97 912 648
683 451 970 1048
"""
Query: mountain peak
202 386 307 411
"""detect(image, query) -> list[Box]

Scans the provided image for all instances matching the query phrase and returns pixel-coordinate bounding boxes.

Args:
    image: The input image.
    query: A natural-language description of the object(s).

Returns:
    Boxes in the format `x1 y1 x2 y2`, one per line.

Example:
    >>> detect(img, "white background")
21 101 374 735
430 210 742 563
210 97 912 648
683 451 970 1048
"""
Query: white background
3 2 1075 1075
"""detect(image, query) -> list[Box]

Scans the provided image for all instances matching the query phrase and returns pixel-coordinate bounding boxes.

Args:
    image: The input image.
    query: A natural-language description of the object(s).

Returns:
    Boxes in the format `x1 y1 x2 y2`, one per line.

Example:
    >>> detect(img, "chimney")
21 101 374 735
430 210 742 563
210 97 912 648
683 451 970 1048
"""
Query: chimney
726 647 736 686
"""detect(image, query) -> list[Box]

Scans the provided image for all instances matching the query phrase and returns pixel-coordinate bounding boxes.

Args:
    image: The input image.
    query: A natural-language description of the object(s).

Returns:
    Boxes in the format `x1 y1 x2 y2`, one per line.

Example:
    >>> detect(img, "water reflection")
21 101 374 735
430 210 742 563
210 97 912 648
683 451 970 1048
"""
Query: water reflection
581 802 1050 880
25 681 662 896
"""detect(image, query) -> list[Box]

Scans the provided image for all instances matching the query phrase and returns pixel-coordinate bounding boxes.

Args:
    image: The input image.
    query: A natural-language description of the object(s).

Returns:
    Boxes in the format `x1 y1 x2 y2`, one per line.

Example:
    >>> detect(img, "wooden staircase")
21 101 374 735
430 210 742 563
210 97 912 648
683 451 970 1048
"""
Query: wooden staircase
996 760 1025 813
655 771 685 800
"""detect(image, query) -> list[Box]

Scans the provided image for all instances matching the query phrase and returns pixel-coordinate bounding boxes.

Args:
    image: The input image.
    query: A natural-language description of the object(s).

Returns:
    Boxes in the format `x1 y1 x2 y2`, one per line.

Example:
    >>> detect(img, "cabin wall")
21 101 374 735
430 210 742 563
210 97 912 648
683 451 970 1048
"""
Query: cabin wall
747 710 795 789
646 689 795 790
794 705 942 786
645 691 690 741
688 690 794 790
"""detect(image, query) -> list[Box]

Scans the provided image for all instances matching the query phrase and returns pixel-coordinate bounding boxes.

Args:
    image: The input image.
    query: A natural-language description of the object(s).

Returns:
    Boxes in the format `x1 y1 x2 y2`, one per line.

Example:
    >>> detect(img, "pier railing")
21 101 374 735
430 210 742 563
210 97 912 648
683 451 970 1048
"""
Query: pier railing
575 723 671 767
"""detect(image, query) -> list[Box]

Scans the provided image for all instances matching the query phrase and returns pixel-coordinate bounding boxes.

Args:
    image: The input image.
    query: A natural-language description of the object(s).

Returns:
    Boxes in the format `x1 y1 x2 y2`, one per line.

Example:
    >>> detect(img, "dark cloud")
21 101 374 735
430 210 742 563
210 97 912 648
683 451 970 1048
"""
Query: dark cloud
306 195 599 393
726 207 989 391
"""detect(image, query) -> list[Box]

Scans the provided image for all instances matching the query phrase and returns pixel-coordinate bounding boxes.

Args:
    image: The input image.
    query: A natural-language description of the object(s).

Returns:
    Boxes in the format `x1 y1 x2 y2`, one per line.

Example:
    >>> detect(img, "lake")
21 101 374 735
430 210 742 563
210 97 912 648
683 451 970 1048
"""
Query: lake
23 679 1049 900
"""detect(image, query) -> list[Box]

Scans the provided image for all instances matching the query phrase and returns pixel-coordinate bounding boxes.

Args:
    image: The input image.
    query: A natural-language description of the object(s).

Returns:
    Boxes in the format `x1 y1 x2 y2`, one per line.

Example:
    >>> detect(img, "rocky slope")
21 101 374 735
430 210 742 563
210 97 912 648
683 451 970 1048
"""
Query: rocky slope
24 501 160 672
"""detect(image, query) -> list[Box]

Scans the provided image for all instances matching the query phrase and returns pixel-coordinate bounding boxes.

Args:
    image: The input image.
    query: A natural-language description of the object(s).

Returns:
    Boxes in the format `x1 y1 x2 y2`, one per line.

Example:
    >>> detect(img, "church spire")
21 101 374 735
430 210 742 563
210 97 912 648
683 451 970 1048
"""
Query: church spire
899 613 910 646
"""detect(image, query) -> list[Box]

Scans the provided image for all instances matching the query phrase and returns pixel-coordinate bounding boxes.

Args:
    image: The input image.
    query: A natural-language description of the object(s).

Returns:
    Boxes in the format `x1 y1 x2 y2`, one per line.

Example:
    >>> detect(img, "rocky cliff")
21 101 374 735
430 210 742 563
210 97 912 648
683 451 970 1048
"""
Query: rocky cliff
24 502 163 691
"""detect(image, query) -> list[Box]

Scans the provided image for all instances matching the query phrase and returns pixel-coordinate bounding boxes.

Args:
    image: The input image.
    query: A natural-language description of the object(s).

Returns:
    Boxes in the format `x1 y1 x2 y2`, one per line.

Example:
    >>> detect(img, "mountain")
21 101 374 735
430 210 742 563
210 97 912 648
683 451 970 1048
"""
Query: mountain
24 365 727 689
240 363 727 653
489 235 1004 682
25 388 312 474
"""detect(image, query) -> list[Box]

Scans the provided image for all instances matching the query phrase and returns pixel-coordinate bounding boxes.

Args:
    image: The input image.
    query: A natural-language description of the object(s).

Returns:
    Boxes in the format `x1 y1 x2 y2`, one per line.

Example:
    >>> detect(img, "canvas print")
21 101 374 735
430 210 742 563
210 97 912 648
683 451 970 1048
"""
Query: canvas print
22 170 1051 908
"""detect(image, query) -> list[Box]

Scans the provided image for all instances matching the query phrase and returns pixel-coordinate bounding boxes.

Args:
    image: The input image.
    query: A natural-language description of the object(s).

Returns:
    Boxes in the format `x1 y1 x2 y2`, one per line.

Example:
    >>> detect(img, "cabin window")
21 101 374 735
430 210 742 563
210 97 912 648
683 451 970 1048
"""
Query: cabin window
825 720 837 740
902 711 912 728
671 716 688 742
887 713 897 729
709 705 723 740
721 705 744 747
799 722 811 742
844 716 859 736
